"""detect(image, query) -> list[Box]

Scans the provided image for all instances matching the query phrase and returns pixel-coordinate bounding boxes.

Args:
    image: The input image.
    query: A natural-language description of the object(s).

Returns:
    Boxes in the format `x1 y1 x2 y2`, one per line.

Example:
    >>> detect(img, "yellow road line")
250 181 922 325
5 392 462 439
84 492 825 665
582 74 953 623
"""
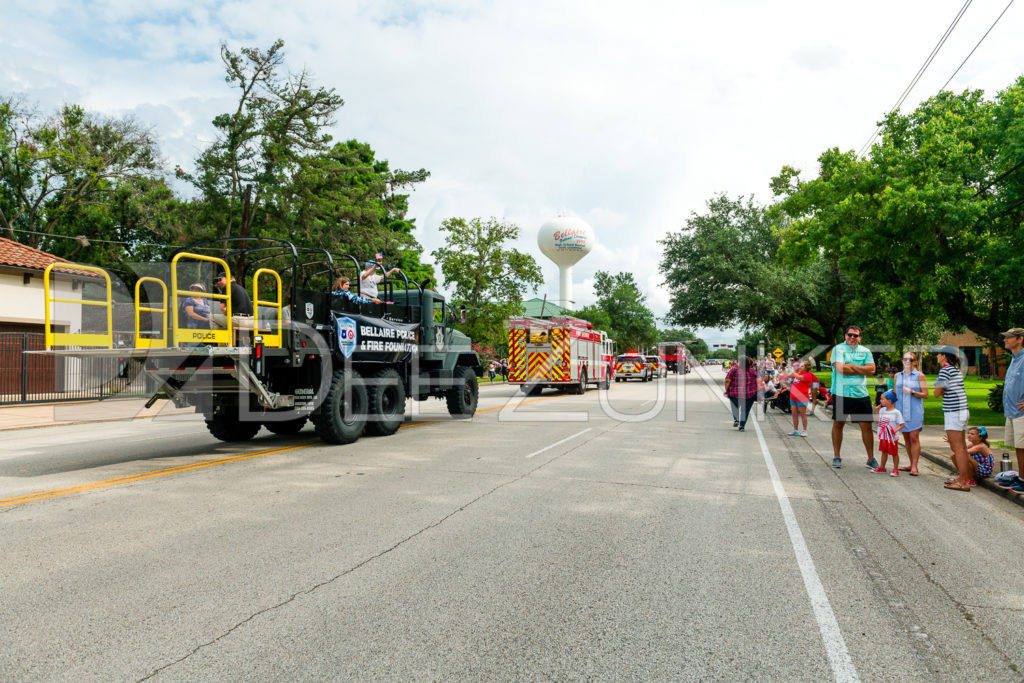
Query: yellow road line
1 394 563 509
0 441 322 509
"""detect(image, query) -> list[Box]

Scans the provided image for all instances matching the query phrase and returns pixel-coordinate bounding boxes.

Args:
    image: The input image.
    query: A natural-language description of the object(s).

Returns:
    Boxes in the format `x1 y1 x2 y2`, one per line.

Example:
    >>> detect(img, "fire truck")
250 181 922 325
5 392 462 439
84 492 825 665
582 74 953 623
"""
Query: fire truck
658 341 691 374
507 316 614 395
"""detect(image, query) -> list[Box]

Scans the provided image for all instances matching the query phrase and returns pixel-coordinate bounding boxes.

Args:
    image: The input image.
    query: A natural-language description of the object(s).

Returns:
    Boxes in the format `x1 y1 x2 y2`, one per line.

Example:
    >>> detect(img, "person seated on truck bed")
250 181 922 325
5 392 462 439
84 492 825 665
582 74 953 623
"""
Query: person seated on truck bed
359 253 400 300
210 272 254 343
332 276 381 304
181 283 212 329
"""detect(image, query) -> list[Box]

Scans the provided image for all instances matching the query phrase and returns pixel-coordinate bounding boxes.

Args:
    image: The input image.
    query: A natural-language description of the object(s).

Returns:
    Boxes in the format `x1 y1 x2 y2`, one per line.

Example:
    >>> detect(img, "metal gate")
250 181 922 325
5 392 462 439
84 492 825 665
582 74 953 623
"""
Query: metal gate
0 332 146 405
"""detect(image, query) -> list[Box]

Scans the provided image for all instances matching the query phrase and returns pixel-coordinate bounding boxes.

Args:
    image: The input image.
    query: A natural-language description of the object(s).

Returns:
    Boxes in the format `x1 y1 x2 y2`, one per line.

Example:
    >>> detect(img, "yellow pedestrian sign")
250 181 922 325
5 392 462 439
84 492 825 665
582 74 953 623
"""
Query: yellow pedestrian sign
773 347 784 360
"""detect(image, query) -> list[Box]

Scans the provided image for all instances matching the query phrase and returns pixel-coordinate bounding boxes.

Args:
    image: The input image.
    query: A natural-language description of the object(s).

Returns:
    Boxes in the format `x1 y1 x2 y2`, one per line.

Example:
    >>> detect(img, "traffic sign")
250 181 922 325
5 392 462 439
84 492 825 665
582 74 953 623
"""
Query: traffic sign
773 347 784 360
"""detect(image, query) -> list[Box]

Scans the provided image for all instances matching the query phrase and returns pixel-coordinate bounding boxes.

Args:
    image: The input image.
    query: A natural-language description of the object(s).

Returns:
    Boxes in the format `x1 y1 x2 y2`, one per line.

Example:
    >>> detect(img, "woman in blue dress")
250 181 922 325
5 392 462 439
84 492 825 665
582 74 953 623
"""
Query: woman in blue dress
895 351 929 476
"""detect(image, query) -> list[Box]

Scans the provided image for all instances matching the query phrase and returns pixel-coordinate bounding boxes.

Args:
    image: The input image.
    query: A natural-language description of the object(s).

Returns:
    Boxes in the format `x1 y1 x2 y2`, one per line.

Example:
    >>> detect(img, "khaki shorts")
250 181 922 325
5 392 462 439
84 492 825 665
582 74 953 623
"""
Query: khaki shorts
1006 416 1024 449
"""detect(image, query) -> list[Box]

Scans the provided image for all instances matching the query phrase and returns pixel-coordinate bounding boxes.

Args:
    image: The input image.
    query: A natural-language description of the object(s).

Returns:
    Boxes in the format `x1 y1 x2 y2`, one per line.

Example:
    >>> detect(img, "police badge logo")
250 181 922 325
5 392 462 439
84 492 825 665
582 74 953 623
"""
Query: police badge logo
305 302 314 319
336 316 357 358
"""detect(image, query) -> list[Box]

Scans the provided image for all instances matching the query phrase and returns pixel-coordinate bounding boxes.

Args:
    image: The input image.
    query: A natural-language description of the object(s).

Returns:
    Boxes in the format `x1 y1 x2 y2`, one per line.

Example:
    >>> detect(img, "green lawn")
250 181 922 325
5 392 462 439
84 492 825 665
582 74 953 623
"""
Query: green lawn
813 371 1003 427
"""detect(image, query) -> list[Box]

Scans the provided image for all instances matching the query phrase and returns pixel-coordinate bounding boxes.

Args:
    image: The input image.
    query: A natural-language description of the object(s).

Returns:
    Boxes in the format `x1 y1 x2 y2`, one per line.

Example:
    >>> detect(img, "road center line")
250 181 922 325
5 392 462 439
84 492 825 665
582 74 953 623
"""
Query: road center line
525 428 592 459
695 367 859 682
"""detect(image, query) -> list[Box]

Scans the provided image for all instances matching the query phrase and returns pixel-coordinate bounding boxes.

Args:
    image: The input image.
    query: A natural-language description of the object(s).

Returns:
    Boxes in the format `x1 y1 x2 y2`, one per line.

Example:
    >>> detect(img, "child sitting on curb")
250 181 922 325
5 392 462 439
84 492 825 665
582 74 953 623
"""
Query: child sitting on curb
873 391 906 476
943 426 994 487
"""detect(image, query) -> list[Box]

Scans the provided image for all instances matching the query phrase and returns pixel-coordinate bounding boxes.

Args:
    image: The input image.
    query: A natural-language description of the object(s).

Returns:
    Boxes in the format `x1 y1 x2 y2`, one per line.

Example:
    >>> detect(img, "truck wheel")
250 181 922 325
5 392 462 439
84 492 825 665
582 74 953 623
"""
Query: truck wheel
365 368 406 437
446 366 479 418
313 369 368 444
575 370 588 395
205 410 262 442
601 367 611 390
264 417 308 435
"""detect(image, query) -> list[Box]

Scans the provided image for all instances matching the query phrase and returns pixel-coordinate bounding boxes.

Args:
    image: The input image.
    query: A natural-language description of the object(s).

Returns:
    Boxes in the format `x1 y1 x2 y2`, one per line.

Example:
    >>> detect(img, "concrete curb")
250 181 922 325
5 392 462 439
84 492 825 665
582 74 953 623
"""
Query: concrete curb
917 445 1024 507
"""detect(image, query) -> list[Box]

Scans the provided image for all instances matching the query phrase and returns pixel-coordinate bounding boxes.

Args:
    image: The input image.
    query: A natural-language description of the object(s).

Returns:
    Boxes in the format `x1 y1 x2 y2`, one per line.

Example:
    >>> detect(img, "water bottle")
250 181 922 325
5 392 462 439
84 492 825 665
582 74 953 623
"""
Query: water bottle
1002 452 1012 472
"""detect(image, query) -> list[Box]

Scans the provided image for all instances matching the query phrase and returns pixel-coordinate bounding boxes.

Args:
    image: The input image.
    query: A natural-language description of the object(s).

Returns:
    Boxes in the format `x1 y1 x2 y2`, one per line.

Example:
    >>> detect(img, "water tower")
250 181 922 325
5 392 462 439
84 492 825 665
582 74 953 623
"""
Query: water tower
537 214 594 309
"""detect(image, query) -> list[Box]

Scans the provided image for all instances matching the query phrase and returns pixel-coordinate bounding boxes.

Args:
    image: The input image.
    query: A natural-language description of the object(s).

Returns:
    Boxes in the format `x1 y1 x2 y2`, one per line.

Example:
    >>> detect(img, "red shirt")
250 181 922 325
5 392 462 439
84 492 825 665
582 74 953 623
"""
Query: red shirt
790 371 817 402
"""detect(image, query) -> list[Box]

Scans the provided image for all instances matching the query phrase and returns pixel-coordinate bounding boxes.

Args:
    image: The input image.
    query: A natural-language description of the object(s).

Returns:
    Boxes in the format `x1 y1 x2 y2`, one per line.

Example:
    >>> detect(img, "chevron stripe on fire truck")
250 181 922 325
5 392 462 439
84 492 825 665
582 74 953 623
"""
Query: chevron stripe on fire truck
528 351 553 379
509 329 527 382
550 328 569 381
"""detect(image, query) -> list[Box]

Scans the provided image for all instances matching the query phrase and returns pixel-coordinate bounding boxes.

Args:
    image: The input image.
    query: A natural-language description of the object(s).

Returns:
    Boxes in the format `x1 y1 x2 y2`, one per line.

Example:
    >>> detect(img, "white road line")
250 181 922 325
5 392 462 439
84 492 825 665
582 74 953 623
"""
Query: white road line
524 428 592 459
695 367 859 682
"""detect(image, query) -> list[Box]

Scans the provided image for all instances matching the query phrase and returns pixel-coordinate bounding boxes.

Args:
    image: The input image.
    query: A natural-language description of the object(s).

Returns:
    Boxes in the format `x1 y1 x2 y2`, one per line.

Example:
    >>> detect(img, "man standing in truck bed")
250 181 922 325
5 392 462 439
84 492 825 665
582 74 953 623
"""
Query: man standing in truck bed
211 272 254 341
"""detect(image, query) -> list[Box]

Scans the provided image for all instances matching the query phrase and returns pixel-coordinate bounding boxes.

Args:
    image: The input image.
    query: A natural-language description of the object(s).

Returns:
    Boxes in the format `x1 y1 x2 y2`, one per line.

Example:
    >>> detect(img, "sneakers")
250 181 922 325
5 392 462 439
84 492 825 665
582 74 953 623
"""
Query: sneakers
866 458 880 470
738 426 745 432
799 430 808 437
787 430 800 436
890 469 899 477
733 420 739 428
871 466 887 473
832 457 842 468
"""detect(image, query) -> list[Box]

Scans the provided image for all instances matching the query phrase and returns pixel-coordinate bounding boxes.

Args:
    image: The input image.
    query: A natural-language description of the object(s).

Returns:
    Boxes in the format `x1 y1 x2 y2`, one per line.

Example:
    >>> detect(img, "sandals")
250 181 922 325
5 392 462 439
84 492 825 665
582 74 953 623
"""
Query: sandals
944 477 976 486
899 466 911 472
944 481 971 492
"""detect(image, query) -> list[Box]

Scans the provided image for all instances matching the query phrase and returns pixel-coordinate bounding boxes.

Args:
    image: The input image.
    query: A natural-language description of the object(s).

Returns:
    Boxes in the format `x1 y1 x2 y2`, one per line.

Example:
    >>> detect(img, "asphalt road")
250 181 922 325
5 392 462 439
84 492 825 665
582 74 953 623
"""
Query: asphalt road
2 367 1023 681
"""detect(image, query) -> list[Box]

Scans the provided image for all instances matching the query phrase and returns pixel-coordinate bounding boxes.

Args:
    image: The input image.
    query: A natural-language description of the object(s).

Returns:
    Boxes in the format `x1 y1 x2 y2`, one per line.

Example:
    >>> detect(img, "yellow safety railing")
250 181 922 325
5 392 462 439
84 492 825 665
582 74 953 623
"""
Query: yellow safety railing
171 253 231 346
252 268 283 348
43 263 113 350
134 277 168 349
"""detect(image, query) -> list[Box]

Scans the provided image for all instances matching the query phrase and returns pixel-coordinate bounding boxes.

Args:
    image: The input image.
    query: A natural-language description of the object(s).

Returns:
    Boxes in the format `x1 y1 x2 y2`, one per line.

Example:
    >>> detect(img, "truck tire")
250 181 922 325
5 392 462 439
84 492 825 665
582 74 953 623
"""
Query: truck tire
365 367 406 437
264 417 308 435
313 369 368 444
205 410 262 442
574 370 588 395
601 366 611 390
446 366 479 418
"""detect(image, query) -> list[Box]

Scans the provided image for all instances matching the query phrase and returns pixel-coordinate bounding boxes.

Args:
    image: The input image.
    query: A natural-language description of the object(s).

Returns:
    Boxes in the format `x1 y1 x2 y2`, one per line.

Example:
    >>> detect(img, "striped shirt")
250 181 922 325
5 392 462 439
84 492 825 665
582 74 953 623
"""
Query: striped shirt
936 365 968 412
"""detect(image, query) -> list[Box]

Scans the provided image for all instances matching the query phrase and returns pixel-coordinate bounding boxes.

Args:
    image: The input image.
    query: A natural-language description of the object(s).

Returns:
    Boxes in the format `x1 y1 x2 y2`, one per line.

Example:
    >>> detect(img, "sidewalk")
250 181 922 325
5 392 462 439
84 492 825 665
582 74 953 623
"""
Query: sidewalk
0 398 193 431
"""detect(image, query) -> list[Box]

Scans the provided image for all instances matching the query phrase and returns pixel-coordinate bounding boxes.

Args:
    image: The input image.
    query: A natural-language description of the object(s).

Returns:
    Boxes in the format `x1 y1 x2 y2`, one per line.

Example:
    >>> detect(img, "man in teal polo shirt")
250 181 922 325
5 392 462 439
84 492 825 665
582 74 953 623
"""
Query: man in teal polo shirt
830 325 877 469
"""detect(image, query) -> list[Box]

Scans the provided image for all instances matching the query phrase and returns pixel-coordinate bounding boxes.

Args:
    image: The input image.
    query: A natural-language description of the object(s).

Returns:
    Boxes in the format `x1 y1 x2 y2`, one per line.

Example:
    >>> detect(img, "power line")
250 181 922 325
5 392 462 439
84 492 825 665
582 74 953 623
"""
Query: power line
937 0 1016 93
858 0 973 157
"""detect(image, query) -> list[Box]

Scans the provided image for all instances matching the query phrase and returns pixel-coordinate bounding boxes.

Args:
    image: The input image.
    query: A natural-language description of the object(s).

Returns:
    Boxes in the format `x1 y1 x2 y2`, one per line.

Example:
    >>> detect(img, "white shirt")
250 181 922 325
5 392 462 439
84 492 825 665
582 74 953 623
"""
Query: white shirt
360 272 382 299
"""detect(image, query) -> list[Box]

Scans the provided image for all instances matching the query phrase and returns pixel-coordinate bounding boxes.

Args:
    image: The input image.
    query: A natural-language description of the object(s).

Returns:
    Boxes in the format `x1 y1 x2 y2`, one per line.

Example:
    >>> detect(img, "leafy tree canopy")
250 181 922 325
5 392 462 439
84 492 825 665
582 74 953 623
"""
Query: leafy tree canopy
660 194 851 346
432 216 544 348
0 96 164 270
579 270 658 352
774 79 1024 346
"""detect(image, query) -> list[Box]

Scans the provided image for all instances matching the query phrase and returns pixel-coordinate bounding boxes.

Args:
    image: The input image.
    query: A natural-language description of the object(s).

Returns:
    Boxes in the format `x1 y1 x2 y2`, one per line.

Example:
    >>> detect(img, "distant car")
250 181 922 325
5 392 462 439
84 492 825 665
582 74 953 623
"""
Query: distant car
645 355 667 378
614 354 651 382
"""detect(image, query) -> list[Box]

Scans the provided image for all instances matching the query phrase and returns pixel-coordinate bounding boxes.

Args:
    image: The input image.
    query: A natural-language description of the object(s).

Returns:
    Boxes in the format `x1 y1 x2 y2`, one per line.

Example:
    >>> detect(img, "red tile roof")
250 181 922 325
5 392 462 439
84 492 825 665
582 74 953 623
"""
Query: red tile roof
0 236 71 271
0 237 103 279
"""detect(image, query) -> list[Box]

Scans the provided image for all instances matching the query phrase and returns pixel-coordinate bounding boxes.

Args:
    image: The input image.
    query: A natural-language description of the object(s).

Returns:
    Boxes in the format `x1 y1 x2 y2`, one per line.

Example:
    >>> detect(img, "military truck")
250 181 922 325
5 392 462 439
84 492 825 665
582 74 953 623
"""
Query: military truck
41 238 481 444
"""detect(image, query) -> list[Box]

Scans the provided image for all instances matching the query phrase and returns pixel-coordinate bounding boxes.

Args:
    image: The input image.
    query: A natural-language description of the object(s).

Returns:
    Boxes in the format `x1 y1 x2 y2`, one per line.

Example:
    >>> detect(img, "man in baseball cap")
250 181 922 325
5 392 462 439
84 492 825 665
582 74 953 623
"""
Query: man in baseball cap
359 254 400 301
1001 327 1024 483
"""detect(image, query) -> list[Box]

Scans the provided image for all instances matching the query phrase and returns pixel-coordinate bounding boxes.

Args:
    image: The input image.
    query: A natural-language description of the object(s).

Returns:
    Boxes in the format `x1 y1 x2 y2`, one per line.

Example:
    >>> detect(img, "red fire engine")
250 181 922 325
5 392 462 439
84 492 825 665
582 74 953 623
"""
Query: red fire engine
507 316 615 395
658 341 691 374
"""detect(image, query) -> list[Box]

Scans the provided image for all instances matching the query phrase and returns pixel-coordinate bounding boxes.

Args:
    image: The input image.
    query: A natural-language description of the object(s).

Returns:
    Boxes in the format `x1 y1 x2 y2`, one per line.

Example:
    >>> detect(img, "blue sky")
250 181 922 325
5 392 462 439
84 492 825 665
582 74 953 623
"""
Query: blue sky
3 0 1022 346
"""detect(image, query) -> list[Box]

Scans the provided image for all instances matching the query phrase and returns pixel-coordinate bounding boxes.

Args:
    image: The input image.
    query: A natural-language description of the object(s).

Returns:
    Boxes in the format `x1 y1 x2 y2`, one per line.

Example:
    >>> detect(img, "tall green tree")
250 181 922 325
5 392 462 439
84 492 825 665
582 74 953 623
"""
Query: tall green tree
0 97 163 250
775 79 1024 345
182 40 344 247
432 217 544 347
181 40 433 284
577 270 658 352
660 194 851 346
